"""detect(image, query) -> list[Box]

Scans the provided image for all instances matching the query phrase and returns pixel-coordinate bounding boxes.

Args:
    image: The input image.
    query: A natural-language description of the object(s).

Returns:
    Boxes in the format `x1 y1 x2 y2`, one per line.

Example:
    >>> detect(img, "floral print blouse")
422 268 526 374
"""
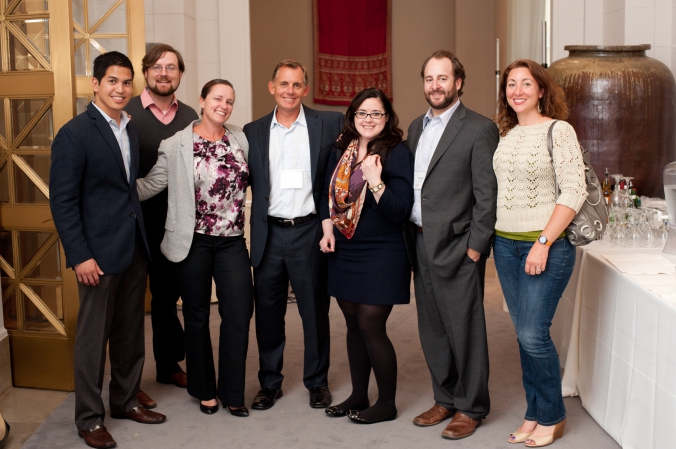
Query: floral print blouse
193 130 248 236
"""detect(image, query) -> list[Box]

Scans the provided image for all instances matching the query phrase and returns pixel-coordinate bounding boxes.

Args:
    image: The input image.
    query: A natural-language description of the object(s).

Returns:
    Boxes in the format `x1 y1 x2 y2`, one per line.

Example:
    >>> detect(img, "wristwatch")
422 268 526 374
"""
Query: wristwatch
369 181 385 193
537 235 552 246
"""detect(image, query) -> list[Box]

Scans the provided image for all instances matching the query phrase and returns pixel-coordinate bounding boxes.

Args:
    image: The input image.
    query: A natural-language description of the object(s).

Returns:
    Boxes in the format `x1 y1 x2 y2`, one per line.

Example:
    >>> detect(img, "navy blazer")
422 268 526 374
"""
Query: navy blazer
244 105 344 268
49 102 149 275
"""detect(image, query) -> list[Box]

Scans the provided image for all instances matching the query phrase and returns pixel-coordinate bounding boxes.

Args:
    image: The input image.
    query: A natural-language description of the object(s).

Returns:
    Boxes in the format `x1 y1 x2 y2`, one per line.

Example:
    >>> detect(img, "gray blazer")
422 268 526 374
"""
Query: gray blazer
405 102 498 278
136 119 249 262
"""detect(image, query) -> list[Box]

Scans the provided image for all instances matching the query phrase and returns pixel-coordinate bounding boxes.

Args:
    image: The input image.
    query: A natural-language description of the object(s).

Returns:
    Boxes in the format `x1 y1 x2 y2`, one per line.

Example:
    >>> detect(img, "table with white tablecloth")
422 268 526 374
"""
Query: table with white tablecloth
551 242 676 449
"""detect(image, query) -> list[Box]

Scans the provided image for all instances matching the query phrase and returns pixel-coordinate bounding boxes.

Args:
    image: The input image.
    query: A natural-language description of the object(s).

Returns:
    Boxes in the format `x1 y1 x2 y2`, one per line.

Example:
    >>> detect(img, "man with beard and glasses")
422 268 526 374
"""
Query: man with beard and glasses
125 44 199 407
404 50 498 440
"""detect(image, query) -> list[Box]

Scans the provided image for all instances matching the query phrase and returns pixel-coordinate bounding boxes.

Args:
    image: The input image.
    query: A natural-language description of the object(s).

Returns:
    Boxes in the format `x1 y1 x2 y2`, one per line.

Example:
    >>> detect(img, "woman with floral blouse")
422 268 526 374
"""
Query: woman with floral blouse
137 79 253 418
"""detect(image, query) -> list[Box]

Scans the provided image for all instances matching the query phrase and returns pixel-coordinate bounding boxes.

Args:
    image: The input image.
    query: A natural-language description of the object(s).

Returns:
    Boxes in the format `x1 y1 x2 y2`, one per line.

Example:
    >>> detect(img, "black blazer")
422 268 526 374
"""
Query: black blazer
405 102 498 278
49 102 149 274
244 105 344 268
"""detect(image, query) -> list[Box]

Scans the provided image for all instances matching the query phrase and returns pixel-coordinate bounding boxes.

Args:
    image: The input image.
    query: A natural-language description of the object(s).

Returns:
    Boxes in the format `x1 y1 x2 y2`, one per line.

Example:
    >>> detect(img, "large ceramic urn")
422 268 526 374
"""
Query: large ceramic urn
548 45 676 198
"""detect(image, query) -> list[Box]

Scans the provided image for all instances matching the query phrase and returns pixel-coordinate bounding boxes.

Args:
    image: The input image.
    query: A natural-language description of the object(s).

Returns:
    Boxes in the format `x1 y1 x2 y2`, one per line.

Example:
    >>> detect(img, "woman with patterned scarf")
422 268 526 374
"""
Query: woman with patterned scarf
319 87 414 424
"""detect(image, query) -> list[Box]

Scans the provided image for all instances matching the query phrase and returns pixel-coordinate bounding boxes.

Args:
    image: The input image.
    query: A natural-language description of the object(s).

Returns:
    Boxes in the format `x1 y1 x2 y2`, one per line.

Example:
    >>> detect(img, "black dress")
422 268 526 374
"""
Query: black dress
320 142 414 305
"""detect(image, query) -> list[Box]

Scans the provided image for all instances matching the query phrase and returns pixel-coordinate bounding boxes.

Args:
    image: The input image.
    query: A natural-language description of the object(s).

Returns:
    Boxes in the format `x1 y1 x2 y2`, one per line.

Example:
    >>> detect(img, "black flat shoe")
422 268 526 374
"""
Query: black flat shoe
200 401 219 415
0 418 10 449
325 400 370 418
251 388 283 410
228 406 249 417
347 409 397 424
309 386 332 408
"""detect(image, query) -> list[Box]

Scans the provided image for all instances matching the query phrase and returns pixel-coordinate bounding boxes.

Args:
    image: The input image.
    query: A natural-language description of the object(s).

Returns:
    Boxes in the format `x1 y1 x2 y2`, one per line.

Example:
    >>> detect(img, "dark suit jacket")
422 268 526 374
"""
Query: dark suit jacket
49 102 149 275
244 105 344 268
405 102 498 278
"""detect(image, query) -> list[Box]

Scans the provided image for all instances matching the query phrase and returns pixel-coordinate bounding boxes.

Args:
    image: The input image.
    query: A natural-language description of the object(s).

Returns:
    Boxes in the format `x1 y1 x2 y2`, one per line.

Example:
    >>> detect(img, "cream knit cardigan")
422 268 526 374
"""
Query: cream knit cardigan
493 120 587 233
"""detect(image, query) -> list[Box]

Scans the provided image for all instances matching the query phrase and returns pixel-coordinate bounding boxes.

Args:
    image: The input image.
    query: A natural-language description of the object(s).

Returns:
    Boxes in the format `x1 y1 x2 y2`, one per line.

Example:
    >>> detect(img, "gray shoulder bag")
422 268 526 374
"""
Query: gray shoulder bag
547 121 608 246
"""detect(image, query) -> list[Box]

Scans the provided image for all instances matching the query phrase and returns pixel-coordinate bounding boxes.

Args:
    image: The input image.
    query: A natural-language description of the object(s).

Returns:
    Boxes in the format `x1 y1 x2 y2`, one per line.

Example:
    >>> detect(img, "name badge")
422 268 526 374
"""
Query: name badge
414 171 426 190
281 170 303 189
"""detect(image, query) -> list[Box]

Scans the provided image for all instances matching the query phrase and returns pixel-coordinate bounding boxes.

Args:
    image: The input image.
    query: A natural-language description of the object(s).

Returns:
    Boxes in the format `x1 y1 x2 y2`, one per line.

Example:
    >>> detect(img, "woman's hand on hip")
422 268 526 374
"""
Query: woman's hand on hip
320 218 335 253
525 243 549 276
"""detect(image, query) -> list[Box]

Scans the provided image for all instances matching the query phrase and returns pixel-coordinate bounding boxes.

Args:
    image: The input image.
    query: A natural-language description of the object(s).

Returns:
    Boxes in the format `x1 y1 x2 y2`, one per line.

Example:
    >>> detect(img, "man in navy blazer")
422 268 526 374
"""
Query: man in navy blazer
50 52 166 449
244 60 343 411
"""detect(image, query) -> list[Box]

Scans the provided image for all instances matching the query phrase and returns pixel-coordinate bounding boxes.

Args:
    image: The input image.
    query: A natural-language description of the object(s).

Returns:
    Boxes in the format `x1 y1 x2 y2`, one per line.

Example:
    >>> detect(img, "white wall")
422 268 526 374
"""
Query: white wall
552 0 676 78
143 0 252 128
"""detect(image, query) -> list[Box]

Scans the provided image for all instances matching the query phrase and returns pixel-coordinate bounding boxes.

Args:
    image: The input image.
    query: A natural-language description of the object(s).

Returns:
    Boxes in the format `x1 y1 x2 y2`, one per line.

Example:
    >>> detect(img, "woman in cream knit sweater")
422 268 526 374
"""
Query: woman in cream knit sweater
493 60 586 448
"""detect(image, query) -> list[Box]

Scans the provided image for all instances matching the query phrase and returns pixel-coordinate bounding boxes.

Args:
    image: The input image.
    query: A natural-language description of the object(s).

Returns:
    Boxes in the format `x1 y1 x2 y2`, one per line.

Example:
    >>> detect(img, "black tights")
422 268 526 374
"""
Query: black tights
335 299 397 421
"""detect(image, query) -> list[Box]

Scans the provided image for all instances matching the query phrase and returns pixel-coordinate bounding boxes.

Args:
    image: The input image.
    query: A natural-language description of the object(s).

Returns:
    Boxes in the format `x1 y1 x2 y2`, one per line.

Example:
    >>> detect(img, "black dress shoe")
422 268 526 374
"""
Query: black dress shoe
200 401 219 415
251 388 283 410
347 409 397 424
325 400 369 418
309 386 332 408
228 406 249 417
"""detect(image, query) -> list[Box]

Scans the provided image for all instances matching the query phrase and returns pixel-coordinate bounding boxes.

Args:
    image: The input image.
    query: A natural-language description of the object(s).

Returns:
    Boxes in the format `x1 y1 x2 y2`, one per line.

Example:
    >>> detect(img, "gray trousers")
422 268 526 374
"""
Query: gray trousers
413 232 490 420
74 237 148 431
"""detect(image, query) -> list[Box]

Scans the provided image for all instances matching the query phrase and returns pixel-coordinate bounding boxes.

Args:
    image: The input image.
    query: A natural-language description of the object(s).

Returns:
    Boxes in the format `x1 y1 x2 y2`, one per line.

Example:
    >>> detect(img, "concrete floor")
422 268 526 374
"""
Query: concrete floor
0 259 620 449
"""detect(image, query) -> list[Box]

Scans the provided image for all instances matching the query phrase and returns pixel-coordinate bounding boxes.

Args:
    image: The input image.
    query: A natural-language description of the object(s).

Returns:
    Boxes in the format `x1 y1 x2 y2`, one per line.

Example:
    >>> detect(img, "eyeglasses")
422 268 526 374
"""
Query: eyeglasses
149 65 178 73
355 111 386 119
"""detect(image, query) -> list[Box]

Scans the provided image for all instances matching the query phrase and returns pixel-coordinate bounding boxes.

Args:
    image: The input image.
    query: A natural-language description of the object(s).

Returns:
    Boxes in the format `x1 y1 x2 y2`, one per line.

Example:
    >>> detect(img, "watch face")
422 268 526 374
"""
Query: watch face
538 236 547 244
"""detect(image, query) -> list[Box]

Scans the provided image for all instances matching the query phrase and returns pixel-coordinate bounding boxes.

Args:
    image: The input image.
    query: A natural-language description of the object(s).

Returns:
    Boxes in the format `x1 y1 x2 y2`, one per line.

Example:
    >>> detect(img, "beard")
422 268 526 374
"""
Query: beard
148 79 177 97
425 88 458 111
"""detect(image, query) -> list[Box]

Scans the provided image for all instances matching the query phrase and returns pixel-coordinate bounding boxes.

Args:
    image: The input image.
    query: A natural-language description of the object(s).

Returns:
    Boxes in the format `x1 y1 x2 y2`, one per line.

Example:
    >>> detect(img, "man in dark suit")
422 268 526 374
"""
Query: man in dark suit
50 52 166 449
243 60 343 411
406 50 498 440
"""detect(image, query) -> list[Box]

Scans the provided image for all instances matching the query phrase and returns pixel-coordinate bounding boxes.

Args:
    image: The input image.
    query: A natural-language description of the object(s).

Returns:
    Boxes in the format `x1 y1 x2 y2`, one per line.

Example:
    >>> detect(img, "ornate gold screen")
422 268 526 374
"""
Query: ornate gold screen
0 0 144 391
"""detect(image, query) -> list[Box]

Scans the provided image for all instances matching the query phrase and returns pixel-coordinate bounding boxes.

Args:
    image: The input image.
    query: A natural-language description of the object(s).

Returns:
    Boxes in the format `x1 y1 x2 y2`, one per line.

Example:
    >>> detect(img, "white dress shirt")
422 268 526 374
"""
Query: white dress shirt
267 105 315 218
92 101 132 182
410 100 461 227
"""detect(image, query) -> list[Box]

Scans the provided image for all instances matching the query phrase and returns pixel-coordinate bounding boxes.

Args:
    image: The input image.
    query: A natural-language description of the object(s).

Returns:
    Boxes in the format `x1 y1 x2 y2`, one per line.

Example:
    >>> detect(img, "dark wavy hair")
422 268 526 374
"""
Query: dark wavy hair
93 51 134 82
496 59 568 136
336 87 403 163
142 43 186 75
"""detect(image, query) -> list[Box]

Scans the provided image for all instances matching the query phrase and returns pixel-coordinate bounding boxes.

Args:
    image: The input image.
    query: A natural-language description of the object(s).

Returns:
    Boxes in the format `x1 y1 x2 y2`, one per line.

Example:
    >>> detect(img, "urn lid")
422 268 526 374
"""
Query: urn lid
564 45 651 57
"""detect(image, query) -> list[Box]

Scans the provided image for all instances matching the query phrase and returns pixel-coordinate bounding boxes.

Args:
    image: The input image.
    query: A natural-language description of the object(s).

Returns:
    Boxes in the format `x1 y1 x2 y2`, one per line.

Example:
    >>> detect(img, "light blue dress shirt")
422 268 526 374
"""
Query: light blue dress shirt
267 105 314 218
410 100 461 227
92 101 132 182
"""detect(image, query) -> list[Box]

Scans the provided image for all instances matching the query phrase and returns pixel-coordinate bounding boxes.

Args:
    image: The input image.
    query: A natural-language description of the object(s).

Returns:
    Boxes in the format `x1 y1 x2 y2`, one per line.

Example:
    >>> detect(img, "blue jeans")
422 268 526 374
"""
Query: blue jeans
493 235 575 425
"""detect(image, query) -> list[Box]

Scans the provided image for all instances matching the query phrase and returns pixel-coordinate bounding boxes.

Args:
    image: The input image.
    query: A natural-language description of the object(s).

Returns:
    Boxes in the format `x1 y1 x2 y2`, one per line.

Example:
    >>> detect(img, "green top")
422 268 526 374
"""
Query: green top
495 230 566 242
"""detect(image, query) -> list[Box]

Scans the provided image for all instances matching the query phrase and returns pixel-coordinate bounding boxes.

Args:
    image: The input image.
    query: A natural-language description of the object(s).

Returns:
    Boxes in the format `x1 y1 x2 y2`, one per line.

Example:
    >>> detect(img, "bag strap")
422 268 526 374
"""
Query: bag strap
546 120 561 198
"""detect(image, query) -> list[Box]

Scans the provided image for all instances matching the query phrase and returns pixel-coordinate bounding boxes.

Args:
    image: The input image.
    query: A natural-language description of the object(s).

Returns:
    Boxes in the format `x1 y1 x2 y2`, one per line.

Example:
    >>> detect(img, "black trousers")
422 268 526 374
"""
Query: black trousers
253 218 331 390
74 232 148 431
147 231 185 377
175 233 253 407
413 232 490 420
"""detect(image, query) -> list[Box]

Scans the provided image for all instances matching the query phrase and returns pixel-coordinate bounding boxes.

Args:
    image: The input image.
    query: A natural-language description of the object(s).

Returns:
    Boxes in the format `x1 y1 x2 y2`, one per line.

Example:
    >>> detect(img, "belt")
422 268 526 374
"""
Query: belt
267 213 317 228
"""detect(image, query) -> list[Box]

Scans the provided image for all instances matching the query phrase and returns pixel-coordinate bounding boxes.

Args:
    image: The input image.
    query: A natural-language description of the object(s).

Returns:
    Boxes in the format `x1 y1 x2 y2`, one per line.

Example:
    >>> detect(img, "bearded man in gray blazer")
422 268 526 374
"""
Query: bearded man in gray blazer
406 50 498 440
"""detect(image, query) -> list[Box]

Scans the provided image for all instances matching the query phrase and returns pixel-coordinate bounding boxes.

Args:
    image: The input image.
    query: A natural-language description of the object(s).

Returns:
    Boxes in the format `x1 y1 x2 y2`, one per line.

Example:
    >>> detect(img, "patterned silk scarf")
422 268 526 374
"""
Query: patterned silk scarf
329 139 368 239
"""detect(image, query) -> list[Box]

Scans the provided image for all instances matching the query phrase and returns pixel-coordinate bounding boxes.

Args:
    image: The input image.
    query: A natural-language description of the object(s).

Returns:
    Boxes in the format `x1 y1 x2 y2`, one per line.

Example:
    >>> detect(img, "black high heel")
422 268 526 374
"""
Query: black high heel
325 400 370 418
0 418 10 449
200 400 219 414
228 406 249 417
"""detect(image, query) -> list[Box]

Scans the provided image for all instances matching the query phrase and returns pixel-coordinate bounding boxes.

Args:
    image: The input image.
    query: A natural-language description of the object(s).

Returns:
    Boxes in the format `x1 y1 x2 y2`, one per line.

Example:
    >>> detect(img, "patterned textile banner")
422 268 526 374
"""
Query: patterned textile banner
313 0 392 105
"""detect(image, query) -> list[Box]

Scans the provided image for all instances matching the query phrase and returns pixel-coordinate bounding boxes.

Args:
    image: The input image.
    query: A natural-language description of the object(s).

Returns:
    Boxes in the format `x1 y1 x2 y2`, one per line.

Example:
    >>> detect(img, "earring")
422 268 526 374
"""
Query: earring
537 100 543 114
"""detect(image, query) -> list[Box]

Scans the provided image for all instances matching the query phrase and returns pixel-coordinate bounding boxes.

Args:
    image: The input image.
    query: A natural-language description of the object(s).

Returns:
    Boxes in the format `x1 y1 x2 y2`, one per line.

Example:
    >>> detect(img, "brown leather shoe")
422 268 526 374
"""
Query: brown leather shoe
135 389 157 409
413 405 455 427
441 411 482 440
78 425 116 448
157 371 188 388
110 406 166 424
